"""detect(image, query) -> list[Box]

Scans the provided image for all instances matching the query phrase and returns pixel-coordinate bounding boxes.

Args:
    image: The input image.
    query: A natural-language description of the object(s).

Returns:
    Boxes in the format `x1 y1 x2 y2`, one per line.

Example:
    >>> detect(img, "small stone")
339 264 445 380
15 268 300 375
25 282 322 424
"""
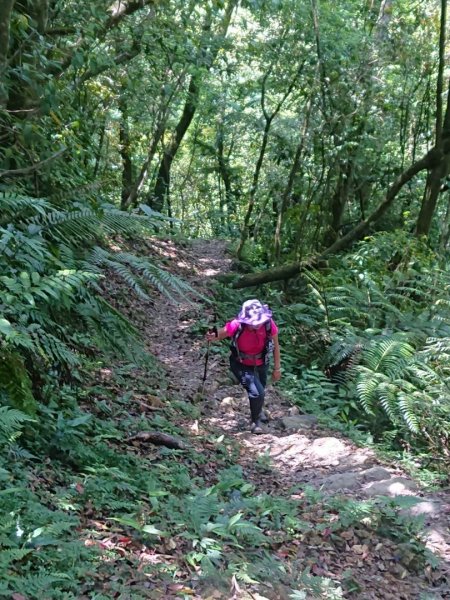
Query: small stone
288 406 300 416
208 381 220 393
221 396 235 406
389 563 409 578
281 415 318 430
352 544 368 555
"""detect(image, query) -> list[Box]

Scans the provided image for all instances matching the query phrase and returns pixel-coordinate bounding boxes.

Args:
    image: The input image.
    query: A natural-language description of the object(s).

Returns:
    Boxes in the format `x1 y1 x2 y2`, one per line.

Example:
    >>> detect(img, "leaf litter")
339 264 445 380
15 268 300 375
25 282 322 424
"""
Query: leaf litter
42 237 450 599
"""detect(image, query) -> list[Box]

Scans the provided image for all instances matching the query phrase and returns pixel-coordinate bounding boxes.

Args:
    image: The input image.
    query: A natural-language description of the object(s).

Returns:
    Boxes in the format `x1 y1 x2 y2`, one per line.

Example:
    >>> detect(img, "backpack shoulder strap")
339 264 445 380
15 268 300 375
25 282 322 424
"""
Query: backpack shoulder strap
231 323 244 359
232 323 244 343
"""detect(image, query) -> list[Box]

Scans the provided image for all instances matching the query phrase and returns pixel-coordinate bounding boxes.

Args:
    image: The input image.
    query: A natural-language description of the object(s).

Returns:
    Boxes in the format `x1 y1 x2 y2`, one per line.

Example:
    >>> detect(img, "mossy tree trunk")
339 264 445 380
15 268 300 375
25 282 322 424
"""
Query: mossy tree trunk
0 0 16 108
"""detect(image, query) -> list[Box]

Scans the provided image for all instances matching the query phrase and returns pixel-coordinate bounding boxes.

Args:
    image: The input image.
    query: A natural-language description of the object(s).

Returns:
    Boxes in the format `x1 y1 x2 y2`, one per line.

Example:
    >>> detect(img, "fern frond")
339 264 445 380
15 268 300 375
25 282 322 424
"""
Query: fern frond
0 548 33 568
86 246 198 303
397 392 420 433
186 493 222 534
0 193 51 222
362 338 414 376
0 406 34 443
33 332 80 368
355 367 380 414
377 381 399 423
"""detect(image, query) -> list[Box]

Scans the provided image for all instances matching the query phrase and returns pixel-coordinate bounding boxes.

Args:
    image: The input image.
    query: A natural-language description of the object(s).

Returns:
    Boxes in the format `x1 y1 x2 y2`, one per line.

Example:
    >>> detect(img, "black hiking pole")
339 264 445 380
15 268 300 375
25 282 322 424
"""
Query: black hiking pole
199 325 217 399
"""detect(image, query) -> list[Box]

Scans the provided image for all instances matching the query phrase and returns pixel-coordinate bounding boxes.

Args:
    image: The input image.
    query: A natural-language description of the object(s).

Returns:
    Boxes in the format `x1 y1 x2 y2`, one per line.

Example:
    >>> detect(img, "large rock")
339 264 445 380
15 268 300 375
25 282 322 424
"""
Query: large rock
360 466 392 482
363 477 419 497
220 396 237 413
281 414 318 430
306 437 348 465
402 500 440 517
321 472 361 491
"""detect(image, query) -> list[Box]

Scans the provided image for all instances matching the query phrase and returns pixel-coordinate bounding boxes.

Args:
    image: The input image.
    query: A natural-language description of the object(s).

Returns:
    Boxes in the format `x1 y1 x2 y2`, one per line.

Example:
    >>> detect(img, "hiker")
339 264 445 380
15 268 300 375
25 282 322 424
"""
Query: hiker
205 299 281 434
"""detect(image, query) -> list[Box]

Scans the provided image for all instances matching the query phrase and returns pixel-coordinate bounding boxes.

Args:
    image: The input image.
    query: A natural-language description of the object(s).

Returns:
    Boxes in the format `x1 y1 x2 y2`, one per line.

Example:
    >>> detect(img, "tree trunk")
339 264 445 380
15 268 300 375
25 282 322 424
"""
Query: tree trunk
216 127 236 230
273 97 312 263
123 117 166 210
376 0 393 40
34 0 49 34
415 155 450 236
415 0 448 236
148 0 237 213
322 161 353 247
93 115 107 179
119 97 133 210
150 76 199 212
236 115 273 260
236 64 301 260
0 0 15 108
438 193 450 255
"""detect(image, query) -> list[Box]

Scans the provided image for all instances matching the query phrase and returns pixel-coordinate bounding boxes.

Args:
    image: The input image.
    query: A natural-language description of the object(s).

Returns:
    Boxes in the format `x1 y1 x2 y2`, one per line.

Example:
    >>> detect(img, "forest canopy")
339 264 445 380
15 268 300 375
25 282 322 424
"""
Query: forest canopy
1 0 449 258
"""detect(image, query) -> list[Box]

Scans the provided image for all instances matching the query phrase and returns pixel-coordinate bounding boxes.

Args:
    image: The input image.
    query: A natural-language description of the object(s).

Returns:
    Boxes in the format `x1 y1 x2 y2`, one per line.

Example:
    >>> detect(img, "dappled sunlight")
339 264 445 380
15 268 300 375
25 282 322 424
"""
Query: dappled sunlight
363 477 419 497
196 256 233 278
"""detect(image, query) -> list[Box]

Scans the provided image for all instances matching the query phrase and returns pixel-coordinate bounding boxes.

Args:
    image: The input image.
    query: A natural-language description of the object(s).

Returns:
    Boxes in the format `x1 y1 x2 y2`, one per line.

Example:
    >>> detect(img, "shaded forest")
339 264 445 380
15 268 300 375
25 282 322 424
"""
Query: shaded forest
1 0 450 598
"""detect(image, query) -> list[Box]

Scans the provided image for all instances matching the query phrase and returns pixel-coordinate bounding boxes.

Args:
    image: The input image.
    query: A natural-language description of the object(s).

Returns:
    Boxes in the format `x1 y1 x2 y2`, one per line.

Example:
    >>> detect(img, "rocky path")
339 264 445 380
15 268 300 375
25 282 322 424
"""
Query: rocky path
144 237 450 598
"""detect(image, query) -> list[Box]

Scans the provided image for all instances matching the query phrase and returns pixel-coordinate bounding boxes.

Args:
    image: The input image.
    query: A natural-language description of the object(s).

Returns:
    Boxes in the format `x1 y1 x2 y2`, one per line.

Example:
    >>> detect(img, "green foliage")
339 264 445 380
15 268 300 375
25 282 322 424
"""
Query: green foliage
0 0 446 595
0 406 34 446
0 191 199 413
0 352 36 414
87 245 197 303
280 232 450 460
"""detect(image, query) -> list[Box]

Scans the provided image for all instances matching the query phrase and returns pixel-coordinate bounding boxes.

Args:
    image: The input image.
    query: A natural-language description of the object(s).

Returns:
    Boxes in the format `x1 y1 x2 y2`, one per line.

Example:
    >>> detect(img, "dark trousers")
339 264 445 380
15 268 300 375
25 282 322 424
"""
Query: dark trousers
229 355 268 422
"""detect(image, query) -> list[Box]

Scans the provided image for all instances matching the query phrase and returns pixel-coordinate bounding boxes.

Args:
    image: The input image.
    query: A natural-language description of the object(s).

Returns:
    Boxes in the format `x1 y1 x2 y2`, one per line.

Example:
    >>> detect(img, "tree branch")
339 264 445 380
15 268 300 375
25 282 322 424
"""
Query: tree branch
107 0 154 29
0 147 67 178
232 147 439 288
49 0 156 78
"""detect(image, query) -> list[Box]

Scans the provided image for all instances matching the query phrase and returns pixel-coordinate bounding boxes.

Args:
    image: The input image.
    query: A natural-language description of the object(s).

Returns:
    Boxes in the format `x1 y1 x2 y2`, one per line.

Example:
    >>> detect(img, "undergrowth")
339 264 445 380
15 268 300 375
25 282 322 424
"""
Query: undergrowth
240 232 450 476
1 229 447 597
1 353 440 599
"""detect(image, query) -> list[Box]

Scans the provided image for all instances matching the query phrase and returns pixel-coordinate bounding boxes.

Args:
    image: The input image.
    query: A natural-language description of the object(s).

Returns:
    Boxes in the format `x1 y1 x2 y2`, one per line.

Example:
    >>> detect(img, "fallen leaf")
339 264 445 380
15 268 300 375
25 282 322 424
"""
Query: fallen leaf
166 538 177 550
351 544 369 555
146 395 165 408
230 574 241 594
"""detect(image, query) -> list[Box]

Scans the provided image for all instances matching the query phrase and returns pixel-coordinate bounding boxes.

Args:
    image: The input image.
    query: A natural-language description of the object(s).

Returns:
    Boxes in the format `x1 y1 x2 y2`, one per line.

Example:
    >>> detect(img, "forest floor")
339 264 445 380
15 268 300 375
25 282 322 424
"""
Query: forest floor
95 237 450 599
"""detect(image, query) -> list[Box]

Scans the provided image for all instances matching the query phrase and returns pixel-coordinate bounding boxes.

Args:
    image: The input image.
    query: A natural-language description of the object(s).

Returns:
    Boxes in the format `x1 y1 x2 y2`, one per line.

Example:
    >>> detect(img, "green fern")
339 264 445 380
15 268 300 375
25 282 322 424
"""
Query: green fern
33 331 80 368
9 571 72 596
186 493 222 534
0 193 51 223
0 191 197 398
87 246 198 303
0 406 34 443
361 338 415 377
353 339 415 428
0 548 33 568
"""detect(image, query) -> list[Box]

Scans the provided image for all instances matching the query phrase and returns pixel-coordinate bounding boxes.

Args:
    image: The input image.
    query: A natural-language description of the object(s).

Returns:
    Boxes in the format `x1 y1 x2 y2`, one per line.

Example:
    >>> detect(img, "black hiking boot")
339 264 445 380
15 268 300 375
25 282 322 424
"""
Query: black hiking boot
259 410 269 423
251 420 264 435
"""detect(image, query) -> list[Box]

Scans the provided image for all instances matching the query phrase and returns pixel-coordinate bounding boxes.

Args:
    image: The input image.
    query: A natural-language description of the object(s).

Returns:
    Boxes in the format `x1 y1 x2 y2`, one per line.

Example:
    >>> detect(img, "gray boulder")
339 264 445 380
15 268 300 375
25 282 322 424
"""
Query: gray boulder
281 414 318 430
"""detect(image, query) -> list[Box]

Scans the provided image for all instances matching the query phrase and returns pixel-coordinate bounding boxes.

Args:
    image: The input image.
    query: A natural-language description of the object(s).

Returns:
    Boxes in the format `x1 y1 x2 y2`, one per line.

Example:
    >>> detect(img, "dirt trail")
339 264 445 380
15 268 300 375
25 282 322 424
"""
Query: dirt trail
145 238 450 598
